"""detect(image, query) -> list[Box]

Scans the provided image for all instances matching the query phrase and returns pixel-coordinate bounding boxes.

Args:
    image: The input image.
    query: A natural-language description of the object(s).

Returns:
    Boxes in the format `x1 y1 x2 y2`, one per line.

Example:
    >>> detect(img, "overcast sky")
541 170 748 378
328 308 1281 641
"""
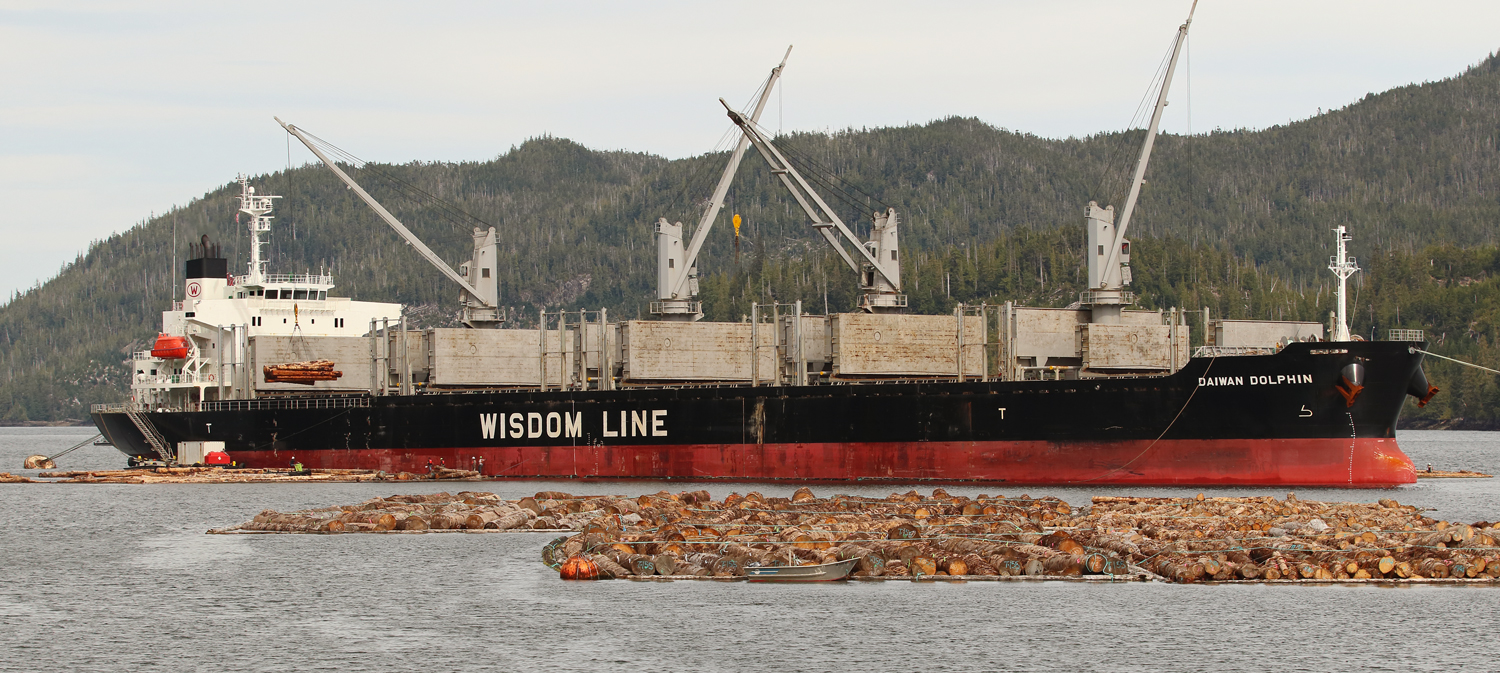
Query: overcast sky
2 1 1497 300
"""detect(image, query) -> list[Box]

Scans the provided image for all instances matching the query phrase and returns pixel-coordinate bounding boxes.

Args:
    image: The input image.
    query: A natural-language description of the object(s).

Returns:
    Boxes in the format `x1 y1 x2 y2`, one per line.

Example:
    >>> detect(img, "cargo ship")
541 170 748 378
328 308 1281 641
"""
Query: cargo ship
90 9 1440 486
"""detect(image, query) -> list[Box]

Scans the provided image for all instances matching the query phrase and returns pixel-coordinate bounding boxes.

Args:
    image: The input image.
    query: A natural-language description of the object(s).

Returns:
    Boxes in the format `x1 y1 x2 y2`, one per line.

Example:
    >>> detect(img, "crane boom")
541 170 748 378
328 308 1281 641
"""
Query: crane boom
668 46 791 299
723 101 899 290
1098 0 1197 285
275 117 486 302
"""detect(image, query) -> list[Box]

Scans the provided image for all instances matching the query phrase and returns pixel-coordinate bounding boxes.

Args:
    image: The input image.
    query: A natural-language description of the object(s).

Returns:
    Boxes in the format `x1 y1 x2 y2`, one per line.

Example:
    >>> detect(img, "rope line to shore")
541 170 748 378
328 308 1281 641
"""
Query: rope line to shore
1415 349 1500 375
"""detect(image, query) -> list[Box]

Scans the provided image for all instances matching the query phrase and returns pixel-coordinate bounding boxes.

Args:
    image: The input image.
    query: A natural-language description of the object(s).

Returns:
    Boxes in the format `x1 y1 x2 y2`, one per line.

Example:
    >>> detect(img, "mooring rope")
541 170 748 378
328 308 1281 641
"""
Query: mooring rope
49 433 103 461
1071 355 1218 484
1414 348 1500 375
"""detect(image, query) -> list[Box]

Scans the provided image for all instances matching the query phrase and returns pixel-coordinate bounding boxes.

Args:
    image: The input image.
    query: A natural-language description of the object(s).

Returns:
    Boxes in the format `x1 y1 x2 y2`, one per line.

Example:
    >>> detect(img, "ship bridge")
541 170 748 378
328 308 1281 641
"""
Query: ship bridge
129 178 402 410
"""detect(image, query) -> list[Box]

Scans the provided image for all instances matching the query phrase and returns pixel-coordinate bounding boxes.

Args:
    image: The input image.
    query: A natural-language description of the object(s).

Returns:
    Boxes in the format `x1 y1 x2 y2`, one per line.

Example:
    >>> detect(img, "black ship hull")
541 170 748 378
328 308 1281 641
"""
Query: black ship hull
93 341 1431 486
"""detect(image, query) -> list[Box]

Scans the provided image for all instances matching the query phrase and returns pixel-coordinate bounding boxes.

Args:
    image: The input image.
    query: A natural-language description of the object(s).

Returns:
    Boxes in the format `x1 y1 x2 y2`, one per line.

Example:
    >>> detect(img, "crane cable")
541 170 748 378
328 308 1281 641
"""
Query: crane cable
758 120 892 212
660 78 780 231
289 127 498 234
1091 30 1181 207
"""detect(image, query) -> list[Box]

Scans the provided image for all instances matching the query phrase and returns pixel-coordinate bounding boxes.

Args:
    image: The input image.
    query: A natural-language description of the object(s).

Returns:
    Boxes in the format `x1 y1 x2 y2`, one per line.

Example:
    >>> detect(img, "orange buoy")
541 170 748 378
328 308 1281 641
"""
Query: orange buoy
150 334 191 359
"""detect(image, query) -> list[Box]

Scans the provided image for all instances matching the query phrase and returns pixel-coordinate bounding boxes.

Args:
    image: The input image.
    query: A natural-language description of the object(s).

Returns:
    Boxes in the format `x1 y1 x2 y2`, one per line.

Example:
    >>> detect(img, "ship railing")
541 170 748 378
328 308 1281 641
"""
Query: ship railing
859 293 909 309
132 350 156 361
91 402 147 413
1193 346 1277 358
199 396 372 412
1020 366 1078 381
241 273 334 286
1078 290 1137 305
136 372 218 386
1387 329 1426 342
649 301 702 315
172 300 185 311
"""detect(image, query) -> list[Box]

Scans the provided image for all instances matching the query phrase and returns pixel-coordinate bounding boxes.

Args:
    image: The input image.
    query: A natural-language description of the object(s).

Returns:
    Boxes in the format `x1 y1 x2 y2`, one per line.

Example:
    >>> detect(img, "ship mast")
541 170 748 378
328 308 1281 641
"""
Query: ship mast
237 175 279 285
655 47 792 320
1329 225 1359 341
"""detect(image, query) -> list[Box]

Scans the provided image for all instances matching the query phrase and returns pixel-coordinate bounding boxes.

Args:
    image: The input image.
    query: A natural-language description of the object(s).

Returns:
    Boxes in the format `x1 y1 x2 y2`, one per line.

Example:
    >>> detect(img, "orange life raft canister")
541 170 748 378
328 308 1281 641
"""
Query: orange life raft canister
149 334 191 359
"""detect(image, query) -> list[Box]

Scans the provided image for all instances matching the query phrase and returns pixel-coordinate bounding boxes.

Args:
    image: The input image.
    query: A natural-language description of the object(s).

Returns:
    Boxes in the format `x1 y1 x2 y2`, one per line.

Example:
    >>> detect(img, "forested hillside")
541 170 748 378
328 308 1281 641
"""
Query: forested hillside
3 54 1498 425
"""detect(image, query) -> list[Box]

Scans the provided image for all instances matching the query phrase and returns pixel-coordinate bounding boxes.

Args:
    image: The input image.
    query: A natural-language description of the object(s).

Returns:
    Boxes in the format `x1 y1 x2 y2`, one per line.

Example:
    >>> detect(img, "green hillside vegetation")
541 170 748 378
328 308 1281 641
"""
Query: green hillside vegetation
2 54 1498 426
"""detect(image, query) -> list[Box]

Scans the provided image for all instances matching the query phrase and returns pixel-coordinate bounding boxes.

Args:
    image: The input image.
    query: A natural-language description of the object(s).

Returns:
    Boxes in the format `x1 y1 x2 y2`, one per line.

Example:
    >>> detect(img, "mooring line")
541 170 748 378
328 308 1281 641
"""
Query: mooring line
1414 348 1500 375
1070 356 1217 484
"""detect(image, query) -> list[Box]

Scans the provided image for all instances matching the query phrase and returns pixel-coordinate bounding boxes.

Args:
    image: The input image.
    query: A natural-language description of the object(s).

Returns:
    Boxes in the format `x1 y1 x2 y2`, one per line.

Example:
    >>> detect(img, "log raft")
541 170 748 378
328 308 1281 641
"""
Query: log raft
531 489 1500 584
213 491 635 535
200 487 1500 585
1416 468 1494 479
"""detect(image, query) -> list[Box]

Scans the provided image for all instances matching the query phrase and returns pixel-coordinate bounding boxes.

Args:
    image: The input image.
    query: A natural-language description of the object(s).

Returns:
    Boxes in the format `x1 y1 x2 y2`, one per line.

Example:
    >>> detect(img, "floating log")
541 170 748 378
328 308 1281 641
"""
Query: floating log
211 487 1500 586
22 455 55 469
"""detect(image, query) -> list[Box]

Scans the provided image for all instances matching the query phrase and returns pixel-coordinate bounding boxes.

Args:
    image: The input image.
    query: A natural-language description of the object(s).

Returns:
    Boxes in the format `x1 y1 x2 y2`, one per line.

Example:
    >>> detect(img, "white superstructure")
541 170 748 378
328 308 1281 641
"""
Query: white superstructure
130 178 402 408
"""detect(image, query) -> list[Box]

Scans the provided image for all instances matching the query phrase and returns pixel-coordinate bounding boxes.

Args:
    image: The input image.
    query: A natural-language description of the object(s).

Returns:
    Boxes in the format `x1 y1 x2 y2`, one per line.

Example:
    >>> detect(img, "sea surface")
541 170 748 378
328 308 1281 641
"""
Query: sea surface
2 427 1496 672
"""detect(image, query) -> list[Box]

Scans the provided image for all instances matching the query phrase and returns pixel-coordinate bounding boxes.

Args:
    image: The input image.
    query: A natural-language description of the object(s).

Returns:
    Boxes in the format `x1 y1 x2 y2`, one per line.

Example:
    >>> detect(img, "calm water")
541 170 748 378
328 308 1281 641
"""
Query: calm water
2 428 1496 672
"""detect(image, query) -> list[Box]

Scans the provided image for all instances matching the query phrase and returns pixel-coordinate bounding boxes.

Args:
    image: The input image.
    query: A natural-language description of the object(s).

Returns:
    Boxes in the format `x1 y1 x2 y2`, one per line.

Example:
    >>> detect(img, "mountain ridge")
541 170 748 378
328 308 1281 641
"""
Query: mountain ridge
3 52 1499 425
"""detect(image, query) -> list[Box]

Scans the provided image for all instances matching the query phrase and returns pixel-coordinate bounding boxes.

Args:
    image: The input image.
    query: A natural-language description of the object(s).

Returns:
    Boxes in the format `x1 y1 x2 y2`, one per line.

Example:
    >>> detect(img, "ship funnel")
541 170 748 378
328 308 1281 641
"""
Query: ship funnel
183 234 229 303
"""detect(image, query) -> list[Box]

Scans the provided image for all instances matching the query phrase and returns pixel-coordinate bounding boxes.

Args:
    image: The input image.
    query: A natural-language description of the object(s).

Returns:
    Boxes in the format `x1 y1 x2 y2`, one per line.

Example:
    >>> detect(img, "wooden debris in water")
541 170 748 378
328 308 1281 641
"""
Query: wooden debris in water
532 488 1500 584
212 491 616 533
32 466 480 484
200 486 1500 583
1416 468 1493 479
22 455 55 469
0 472 35 483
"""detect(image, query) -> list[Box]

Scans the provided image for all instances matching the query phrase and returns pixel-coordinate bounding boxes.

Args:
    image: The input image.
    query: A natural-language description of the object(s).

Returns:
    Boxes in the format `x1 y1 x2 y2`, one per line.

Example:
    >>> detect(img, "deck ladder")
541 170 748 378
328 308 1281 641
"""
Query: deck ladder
124 408 175 463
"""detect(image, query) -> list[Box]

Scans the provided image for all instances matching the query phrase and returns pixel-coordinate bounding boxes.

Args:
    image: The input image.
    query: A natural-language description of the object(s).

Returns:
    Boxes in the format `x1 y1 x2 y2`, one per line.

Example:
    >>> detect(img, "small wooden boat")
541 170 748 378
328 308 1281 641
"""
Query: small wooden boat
745 558 857 582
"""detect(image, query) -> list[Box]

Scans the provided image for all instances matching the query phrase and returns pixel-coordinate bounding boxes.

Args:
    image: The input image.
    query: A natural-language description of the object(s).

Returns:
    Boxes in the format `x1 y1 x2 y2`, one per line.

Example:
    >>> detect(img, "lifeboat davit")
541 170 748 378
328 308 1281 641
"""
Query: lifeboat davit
150 334 191 359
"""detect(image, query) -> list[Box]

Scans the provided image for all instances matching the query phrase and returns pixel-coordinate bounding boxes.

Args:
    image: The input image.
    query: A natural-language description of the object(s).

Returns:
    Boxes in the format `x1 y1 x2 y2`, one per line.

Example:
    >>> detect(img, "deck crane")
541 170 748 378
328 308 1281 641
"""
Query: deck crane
723 102 905 313
1082 0 1196 325
276 117 503 328
653 47 792 321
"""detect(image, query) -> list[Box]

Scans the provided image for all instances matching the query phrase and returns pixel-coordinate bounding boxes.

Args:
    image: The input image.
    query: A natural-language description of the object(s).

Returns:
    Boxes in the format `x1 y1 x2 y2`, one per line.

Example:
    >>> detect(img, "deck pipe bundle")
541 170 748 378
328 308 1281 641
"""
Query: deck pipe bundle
538 488 1500 583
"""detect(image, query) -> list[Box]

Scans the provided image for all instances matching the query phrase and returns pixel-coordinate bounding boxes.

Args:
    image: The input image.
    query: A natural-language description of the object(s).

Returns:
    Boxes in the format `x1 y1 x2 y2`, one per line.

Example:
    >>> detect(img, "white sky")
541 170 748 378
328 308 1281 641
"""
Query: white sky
2 0 1497 300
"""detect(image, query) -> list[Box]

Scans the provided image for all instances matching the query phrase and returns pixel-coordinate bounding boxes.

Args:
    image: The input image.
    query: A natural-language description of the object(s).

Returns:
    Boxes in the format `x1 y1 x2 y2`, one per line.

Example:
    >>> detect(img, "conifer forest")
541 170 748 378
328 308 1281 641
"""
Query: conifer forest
3 54 1499 427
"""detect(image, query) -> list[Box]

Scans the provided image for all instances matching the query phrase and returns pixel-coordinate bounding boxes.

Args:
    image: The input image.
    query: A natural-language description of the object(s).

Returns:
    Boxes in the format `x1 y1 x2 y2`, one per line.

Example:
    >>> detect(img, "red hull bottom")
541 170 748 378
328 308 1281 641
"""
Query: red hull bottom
237 437 1417 487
